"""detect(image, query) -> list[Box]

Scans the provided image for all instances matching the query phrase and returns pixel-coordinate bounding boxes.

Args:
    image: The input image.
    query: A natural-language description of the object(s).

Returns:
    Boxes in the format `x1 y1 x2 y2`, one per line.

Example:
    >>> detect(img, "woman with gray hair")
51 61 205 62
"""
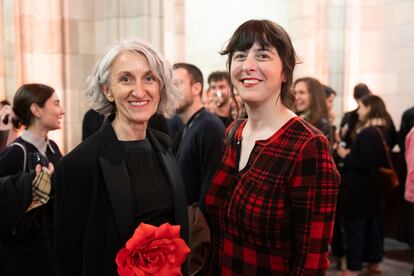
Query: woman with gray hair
54 39 188 275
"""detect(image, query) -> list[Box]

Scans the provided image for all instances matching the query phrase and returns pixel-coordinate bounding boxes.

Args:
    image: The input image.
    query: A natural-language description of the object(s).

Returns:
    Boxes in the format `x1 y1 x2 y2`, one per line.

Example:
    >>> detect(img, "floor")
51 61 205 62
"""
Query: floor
327 238 414 276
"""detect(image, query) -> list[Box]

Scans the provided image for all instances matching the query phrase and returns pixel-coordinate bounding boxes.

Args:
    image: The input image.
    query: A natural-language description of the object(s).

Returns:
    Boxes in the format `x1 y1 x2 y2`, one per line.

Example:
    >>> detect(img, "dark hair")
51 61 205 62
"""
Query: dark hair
323 85 337 98
360 94 392 128
207 71 231 88
353 83 371 100
220 19 298 109
294 77 328 125
12 83 55 127
173 63 204 93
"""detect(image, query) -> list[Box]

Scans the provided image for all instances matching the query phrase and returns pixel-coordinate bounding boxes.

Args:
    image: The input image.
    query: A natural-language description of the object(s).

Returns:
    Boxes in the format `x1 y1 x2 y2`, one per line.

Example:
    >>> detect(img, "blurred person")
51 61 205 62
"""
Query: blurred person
323 85 346 270
399 106 414 249
337 95 395 276
339 83 371 148
0 83 64 276
399 106 414 154
293 77 331 140
166 113 184 153
173 63 225 274
323 85 338 145
173 63 225 211
205 19 340 275
202 87 213 112
0 100 12 151
403 127 414 248
53 39 188 276
324 85 337 125
0 100 23 151
208 71 233 127
230 93 247 120
82 108 105 140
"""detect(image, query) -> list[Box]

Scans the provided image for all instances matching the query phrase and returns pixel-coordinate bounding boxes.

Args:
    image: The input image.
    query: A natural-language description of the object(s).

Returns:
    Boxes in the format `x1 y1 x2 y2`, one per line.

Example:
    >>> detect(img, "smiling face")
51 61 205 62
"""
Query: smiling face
293 81 311 113
103 51 160 127
36 92 65 131
230 42 285 106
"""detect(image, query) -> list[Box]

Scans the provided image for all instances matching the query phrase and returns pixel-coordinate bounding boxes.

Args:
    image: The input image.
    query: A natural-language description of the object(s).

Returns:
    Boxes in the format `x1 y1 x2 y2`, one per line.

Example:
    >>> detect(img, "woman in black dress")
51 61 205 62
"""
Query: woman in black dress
337 95 396 275
53 39 188 276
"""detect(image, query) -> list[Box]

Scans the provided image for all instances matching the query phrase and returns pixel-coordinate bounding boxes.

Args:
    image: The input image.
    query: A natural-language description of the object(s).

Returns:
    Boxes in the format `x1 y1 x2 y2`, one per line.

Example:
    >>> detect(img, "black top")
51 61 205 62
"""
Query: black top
343 126 388 218
121 139 174 226
340 109 359 147
176 108 225 211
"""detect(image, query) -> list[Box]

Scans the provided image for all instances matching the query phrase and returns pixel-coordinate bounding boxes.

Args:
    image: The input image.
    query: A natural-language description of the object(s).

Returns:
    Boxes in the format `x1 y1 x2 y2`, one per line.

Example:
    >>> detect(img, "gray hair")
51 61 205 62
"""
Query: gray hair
86 39 178 118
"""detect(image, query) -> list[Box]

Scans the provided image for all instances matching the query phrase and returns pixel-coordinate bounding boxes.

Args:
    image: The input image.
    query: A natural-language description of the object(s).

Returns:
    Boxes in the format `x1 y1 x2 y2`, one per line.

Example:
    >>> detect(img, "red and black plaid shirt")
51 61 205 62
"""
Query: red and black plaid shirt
205 117 340 275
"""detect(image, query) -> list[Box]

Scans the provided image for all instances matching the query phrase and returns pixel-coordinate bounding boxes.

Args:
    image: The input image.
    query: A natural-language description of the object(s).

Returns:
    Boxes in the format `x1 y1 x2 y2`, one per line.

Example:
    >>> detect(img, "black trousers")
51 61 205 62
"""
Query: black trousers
331 184 345 258
344 215 384 271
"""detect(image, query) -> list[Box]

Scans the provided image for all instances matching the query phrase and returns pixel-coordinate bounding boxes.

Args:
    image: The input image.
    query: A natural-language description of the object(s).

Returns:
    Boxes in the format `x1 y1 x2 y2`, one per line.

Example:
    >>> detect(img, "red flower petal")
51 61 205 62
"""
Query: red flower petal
116 223 190 276
126 223 157 250
116 248 130 272
154 223 180 239
159 264 183 276
170 238 191 264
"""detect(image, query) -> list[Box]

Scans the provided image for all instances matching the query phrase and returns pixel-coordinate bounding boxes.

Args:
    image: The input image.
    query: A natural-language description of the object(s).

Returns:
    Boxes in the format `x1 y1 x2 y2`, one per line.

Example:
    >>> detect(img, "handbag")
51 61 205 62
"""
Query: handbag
374 127 400 189
188 203 210 276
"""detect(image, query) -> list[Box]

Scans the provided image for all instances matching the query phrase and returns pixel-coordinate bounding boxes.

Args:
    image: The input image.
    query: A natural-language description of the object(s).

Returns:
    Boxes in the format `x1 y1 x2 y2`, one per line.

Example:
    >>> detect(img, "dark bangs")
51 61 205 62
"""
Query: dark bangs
220 24 272 56
221 19 298 109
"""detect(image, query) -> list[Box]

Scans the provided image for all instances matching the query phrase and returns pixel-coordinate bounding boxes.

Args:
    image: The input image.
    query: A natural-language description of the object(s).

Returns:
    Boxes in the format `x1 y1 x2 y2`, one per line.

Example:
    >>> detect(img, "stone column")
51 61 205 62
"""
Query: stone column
0 0 16 101
14 0 66 150
0 0 5 99
163 0 185 63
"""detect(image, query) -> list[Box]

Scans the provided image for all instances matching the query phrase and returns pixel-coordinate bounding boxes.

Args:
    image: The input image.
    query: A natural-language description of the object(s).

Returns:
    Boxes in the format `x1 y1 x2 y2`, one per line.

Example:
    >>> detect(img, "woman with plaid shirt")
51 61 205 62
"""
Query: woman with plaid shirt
205 19 340 275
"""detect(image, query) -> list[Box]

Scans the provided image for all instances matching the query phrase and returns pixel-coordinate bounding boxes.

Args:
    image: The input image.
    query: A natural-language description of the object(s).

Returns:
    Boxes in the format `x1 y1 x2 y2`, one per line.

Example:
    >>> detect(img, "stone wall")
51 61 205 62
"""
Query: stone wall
0 0 183 152
185 0 414 128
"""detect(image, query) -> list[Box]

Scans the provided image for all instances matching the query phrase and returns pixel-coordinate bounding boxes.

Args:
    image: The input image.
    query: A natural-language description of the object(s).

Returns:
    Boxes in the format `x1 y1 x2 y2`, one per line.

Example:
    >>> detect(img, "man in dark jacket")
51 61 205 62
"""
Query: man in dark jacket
173 63 225 212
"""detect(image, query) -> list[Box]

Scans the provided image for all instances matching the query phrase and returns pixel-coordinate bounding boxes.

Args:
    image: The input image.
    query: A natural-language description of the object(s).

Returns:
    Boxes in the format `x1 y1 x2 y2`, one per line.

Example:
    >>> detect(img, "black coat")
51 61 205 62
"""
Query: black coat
342 126 388 218
54 116 189 276
0 172 57 276
0 137 61 276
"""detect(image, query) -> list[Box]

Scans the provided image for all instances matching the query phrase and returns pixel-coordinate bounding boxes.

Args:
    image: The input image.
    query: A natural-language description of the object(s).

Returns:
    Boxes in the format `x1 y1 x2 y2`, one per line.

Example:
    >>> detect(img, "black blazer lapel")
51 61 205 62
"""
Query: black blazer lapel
99 157 135 241
147 130 189 243
98 115 136 241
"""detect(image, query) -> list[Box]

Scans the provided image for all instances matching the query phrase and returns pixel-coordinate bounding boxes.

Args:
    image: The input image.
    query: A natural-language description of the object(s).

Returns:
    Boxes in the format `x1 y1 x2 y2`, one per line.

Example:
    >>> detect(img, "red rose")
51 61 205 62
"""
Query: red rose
116 222 190 276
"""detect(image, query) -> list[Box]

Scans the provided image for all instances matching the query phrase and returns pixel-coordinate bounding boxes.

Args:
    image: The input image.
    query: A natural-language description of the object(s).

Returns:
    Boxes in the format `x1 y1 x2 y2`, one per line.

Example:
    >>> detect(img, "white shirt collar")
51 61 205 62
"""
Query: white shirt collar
21 130 55 155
